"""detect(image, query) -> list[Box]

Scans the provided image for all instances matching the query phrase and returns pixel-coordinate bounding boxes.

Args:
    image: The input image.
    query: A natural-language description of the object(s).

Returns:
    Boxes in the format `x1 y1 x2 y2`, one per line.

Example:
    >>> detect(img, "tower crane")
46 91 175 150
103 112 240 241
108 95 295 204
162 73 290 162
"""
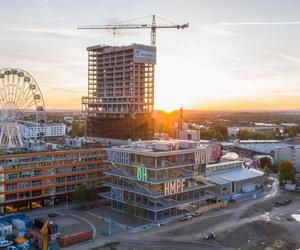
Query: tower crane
77 14 189 47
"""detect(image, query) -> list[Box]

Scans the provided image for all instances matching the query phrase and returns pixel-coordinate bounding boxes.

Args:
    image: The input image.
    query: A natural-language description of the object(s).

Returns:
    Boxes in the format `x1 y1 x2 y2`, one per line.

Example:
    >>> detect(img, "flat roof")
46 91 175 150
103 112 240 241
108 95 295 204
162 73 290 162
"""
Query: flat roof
0 146 102 157
235 142 289 154
208 175 231 185
87 43 155 51
108 140 208 156
208 167 263 183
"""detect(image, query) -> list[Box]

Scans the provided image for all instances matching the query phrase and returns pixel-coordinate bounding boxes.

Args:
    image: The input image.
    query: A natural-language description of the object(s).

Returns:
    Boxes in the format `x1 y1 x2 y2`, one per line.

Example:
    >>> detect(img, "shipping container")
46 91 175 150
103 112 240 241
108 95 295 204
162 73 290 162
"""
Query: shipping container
12 219 26 230
21 218 33 229
58 230 92 247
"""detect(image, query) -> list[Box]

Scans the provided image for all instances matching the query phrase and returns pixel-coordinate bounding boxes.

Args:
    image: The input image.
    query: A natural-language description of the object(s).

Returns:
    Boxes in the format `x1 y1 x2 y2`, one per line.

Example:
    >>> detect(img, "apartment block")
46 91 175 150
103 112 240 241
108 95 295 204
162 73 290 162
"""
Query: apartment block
0 147 108 214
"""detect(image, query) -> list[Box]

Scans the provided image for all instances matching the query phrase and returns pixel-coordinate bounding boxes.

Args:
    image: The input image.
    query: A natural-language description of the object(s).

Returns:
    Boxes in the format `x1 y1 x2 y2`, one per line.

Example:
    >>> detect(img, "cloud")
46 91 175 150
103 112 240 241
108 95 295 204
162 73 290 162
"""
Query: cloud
265 51 300 64
201 26 238 37
228 56 283 75
0 27 78 37
219 21 300 26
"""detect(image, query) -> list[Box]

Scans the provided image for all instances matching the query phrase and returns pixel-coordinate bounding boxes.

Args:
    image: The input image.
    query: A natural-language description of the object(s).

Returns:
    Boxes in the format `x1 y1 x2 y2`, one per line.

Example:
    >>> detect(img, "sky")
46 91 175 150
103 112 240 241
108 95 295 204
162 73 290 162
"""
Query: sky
1 0 300 111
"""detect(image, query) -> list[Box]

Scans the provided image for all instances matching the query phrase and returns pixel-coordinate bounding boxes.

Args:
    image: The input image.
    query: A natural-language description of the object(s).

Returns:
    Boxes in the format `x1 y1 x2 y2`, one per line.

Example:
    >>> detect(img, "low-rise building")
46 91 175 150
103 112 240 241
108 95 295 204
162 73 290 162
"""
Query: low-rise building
206 161 264 202
233 140 287 158
228 125 283 138
20 122 66 139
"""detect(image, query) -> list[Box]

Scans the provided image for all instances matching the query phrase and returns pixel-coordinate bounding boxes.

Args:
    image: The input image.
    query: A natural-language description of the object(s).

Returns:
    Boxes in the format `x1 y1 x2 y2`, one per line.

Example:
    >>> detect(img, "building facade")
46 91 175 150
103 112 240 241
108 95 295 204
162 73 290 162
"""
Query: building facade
206 161 264 202
20 122 66 139
102 140 214 222
272 145 300 172
82 43 156 142
0 147 108 214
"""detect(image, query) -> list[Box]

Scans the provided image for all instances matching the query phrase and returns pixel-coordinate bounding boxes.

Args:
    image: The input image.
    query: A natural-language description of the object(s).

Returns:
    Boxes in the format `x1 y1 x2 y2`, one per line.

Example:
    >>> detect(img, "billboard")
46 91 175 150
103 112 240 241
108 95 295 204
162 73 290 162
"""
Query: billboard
133 47 156 64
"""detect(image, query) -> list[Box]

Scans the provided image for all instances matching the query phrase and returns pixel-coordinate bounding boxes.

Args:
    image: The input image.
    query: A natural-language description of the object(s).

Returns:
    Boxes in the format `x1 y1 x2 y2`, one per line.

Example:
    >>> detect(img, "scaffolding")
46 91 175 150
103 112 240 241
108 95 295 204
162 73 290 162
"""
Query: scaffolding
82 44 156 140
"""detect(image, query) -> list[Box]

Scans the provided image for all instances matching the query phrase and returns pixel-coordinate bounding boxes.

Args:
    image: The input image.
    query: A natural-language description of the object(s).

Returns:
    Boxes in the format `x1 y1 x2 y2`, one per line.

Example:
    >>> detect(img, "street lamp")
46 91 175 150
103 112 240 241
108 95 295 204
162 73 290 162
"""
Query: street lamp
66 195 69 209
51 190 55 212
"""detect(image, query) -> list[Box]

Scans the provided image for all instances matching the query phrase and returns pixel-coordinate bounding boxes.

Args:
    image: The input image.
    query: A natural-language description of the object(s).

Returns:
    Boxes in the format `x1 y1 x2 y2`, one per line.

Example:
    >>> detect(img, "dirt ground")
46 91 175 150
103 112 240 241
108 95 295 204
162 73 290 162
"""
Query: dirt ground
115 188 300 250
216 220 293 249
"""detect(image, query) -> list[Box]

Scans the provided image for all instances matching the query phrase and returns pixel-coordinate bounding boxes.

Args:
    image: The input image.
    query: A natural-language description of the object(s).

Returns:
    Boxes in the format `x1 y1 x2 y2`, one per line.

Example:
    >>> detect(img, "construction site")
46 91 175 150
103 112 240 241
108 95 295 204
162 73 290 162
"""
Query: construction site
80 15 188 144
82 43 156 142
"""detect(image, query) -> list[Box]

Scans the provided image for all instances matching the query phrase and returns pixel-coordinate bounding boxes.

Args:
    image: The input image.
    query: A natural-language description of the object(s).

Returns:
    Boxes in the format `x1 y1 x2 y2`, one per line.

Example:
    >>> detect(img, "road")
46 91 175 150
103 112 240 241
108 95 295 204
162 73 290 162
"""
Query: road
23 176 300 250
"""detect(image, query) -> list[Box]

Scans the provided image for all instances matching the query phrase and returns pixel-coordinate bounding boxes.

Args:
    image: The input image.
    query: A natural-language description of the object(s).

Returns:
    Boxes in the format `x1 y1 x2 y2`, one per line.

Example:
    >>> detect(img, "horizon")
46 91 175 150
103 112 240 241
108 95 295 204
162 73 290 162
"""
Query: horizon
1 0 300 111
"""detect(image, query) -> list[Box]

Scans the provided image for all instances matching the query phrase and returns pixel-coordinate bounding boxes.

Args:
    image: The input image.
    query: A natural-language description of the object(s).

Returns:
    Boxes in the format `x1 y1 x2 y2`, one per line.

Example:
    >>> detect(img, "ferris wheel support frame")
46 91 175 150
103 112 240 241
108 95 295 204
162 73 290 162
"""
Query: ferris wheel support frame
0 122 24 148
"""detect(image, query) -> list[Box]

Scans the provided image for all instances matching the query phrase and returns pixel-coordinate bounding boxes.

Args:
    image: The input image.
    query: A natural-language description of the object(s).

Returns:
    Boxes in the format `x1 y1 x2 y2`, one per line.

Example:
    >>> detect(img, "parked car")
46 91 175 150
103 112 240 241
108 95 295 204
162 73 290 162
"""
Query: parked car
192 211 202 217
275 199 292 206
179 213 193 221
101 230 110 237
48 213 59 218
6 246 18 250
204 232 215 240
0 240 13 248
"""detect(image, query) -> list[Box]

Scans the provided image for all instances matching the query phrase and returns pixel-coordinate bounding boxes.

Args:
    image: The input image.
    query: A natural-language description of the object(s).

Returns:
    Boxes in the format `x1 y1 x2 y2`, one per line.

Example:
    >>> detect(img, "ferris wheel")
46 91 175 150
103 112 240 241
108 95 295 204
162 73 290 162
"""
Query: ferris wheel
0 68 46 149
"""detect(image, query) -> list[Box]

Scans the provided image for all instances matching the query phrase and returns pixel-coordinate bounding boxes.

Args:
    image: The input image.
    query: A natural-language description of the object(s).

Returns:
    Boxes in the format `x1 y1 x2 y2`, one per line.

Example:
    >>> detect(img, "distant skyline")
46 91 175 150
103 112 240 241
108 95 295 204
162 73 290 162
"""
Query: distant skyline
1 0 300 111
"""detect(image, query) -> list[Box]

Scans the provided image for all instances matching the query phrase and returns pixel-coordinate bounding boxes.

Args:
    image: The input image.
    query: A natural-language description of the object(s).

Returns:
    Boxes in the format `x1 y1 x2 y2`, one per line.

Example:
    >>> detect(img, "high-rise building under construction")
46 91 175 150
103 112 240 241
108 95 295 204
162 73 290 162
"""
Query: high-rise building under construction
82 43 156 142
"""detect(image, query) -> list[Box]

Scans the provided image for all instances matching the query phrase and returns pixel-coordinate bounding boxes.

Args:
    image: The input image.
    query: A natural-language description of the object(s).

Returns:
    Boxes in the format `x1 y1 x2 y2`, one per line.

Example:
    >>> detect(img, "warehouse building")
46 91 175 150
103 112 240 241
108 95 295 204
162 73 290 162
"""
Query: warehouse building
206 161 264 202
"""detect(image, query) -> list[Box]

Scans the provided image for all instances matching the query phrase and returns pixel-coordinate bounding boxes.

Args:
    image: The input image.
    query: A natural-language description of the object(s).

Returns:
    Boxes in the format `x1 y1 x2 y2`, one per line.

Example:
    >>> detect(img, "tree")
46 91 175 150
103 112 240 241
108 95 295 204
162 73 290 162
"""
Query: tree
86 186 98 202
125 200 135 226
72 185 98 204
263 165 271 176
214 131 224 141
278 160 295 184
260 157 271 168
72 185 87 204
70 121 87 138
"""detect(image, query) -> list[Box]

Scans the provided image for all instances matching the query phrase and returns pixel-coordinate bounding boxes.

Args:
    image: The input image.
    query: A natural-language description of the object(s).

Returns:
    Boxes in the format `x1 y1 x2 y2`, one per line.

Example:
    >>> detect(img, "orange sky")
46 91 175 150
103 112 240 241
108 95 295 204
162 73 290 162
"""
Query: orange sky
1 1 300 112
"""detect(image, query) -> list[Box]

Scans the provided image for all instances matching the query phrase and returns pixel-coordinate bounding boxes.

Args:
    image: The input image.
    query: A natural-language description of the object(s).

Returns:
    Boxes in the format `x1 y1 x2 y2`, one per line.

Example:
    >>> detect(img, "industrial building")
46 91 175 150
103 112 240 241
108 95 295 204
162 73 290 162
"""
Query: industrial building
102 140 215 222
206 161 264 202
0 147 108 214
82 43 156 144
232 140 287 158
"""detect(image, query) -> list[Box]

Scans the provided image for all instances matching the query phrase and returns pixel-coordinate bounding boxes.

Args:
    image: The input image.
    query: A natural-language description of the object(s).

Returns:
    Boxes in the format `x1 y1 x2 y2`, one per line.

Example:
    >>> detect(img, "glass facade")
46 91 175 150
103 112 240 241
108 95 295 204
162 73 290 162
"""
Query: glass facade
102 140 214 222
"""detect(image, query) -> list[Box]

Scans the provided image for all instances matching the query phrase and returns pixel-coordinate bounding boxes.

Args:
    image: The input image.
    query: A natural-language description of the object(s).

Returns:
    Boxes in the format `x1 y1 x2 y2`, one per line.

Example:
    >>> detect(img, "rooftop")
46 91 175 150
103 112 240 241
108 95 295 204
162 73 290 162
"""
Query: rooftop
109 140 208 155
235 142 290 154
208 167 263 184
0 145 101 156
87 43 155 52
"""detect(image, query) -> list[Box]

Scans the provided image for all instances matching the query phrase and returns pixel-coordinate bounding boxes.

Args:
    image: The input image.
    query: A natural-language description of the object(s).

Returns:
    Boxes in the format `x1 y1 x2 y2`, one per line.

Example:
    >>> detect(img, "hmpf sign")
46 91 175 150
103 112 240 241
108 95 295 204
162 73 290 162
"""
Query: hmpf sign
164 179 185 196
107 150 130 165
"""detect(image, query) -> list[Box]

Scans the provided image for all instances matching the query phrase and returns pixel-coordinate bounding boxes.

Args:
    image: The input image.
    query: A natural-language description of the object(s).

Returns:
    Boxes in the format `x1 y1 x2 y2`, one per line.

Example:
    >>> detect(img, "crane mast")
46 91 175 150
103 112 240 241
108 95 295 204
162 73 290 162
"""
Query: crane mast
77 14 189 46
